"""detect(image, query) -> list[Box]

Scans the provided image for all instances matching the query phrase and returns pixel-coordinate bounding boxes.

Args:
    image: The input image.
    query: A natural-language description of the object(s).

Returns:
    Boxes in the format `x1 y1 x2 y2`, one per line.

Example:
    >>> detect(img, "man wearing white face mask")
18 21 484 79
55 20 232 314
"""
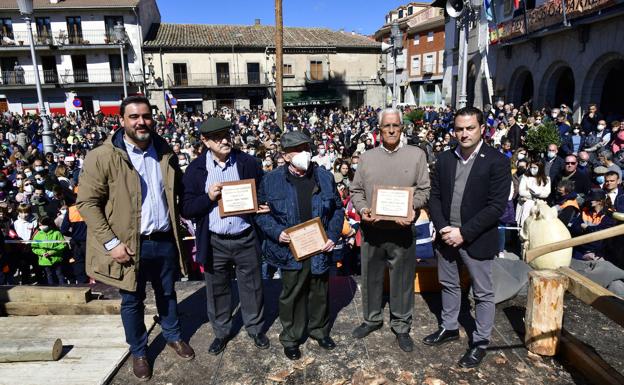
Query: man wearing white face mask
312 143 332 170
256 130 344 361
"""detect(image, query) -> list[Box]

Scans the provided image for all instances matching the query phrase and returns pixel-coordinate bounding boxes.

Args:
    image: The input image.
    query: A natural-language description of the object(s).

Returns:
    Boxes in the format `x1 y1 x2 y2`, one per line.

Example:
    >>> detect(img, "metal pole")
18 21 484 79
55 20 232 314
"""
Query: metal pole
457 17 469 109
24 16 53 154
159 48 166 116
275 0 284 131
120 43 128 99
392 43 397 109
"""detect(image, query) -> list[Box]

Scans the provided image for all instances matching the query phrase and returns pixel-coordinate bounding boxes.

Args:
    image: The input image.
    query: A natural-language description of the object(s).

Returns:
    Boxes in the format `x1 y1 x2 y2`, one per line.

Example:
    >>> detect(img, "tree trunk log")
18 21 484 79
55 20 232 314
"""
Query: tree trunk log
0 338 63 362
525 270 568 356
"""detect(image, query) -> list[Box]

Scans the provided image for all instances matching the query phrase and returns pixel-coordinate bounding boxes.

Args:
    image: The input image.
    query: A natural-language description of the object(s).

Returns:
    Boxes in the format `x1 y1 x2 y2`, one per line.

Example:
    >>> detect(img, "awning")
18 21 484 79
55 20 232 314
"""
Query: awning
283 90 341 107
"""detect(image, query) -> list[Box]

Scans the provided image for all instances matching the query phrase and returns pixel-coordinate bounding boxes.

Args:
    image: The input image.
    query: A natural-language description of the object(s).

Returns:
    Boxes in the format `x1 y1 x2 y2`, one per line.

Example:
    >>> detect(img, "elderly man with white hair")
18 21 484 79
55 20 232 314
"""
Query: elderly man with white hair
349 107 431 352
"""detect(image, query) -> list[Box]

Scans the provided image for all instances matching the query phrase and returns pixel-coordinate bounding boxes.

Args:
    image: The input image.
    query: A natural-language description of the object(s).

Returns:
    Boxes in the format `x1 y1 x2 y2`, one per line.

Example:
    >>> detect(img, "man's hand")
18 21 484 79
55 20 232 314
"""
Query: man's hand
360 208 378 224
440 227 464 248
110 242 135 264
395 208 416 227
208 182 223 201
256 203 270 214
321 239 335 252
278 231 291 244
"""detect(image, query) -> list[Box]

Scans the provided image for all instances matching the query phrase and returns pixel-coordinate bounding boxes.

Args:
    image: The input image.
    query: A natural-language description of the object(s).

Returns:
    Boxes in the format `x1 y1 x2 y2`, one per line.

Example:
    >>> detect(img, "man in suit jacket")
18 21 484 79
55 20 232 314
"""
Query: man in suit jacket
180 117 270 356
424 107 511 368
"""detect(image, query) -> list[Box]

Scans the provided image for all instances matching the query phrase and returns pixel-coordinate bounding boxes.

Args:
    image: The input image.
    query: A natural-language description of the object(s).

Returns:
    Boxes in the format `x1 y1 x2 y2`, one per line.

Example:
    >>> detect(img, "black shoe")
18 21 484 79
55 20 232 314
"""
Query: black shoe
284 346 301 360
248 332 270 349
423 327 460 346
458 346 487 368
352 322 383 339
208 337 229 355
395 333 414 352
310 336 336 350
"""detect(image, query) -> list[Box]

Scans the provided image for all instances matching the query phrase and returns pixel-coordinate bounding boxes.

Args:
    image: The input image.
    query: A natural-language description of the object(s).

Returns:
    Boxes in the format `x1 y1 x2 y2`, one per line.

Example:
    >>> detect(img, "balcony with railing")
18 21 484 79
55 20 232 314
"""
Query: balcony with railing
0 68 141 87
167 72 268 88
0 29 123 48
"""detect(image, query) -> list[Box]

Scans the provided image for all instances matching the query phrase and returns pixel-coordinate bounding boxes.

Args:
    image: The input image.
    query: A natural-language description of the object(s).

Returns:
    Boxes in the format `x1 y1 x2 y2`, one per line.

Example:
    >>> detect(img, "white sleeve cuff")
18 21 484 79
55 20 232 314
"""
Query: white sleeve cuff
104 237 121 251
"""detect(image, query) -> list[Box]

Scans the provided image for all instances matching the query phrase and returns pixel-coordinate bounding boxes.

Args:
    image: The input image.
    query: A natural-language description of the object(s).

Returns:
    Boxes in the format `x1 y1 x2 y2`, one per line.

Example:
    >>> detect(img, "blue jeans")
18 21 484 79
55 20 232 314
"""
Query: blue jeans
120 239 181 357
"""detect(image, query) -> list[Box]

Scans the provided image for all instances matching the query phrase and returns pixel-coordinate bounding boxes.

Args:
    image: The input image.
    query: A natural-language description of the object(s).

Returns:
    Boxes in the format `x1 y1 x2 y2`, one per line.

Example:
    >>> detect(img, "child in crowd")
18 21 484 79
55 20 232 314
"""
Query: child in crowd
31 216 68 286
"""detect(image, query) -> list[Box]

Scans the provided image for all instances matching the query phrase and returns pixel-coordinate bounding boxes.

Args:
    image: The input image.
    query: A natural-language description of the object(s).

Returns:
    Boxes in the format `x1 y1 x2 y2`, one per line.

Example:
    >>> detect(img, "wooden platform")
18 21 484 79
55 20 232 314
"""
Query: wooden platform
0 315 154 385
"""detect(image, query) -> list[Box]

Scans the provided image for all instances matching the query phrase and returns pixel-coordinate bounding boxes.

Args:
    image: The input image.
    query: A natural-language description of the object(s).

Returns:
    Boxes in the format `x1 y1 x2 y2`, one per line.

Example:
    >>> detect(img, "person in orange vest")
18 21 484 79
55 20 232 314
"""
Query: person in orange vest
60 201 88 284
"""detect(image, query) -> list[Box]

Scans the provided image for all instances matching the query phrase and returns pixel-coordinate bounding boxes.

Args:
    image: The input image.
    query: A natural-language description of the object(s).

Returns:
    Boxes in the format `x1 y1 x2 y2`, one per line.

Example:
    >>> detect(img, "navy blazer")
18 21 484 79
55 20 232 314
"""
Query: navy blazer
428 143 511 259
180 149 263 267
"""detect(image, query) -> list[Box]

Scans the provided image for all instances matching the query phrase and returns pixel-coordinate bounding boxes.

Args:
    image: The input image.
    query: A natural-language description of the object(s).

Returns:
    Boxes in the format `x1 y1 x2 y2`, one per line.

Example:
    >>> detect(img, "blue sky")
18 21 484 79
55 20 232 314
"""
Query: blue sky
156 0 426 35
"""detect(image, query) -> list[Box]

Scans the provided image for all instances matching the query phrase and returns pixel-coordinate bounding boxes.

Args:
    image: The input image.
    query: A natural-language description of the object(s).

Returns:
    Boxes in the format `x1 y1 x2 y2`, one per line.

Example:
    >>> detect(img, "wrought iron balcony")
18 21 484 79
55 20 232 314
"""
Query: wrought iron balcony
0 29 124 47
0 69 141 86
167 72 268 87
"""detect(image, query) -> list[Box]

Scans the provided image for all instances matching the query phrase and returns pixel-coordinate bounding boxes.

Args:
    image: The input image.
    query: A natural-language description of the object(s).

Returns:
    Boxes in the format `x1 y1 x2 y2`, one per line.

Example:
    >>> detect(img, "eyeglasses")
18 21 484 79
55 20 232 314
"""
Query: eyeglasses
565 162 577 165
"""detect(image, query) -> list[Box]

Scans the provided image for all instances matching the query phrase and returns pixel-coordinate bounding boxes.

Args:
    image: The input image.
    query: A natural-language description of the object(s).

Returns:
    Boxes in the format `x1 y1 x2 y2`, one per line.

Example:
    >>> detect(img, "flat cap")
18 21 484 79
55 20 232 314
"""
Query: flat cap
199 117 231 135
593 166 608 174
281 130 312 149
587 189 606 202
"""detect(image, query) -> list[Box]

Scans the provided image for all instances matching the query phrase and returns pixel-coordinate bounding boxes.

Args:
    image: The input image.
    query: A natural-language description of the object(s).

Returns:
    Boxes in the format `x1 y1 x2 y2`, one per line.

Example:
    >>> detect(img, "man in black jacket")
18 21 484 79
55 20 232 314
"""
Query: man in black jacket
424 107 511 368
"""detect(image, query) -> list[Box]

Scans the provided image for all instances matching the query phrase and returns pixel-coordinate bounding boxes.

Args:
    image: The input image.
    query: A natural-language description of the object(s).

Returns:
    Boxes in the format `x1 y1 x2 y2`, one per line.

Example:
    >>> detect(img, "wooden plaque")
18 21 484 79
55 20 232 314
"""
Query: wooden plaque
218 179 258 217
284 217 329 261
371 185 414 221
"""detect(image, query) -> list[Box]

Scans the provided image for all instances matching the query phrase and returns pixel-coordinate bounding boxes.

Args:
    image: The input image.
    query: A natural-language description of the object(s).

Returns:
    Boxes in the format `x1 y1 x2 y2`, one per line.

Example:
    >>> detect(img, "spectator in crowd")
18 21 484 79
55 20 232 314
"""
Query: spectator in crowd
516 161 551 227
571 189 615 260
555 179 580 228
31 216 67 286
555 154 591 198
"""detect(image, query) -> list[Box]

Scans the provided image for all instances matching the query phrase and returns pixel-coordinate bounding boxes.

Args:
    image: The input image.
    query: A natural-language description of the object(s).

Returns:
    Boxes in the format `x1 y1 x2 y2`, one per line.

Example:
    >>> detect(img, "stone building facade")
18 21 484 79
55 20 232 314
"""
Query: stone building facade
142 23 384 113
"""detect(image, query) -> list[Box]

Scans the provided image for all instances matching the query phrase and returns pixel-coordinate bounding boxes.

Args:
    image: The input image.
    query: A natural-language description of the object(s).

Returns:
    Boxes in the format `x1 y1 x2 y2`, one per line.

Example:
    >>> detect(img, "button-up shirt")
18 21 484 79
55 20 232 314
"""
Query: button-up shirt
124 138 171 235
454 140 484 165
205 151 251 235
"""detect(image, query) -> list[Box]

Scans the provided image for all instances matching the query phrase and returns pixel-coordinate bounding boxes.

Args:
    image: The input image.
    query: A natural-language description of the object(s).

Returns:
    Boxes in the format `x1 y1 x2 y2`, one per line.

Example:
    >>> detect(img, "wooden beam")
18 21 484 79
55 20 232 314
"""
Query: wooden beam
0 300 121 316
0 286 91 304
0 339 62 363
526 224 624 264
559 329 624 385
558 266 624 329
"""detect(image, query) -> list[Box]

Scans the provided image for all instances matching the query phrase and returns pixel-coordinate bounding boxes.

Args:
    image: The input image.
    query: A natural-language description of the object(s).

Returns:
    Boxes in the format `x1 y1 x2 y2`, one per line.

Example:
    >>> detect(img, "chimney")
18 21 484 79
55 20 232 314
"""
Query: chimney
254 19 261 25
339 28 344 33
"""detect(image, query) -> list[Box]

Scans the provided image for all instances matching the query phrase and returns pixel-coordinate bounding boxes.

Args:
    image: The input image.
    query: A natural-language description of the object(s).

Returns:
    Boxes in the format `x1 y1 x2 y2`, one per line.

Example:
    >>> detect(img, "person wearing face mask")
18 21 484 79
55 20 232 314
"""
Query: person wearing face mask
31 216 67 286
576 151 592 175
580 103 603 135
312 143 332 171
516 161 551 227
256 131 344 360
12 203 38 284
544 143 565 200
561 124 586 155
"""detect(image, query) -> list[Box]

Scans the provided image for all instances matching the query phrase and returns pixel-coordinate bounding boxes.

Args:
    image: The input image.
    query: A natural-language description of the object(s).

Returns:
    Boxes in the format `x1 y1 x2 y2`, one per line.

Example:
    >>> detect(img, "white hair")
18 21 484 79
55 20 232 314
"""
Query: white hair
378 108 403 127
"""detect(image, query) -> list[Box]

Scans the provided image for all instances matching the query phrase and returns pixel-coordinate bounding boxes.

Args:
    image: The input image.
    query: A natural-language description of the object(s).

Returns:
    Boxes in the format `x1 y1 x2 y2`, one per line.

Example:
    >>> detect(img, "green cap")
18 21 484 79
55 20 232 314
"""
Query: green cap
199 117 231 135
280 131 312 149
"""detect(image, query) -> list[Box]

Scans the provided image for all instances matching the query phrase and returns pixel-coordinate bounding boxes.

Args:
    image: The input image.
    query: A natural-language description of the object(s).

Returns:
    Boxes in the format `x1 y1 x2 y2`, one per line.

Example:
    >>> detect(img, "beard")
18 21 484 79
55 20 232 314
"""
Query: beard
127 127 151 143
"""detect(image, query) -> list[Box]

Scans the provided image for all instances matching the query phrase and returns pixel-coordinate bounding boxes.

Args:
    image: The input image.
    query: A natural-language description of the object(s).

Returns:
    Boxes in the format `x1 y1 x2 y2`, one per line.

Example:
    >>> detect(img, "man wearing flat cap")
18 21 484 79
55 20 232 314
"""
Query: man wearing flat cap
180 117 270 355
255 130 344 360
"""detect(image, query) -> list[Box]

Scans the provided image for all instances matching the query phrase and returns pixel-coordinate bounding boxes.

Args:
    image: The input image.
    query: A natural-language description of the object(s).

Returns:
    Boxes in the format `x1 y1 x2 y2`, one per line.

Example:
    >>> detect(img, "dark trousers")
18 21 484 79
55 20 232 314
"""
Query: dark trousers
44 264 65 286
70 240 88 284
204 230 264 338
120 239 181 357
360 228 416 334
437 247 494 347
279 258 329 347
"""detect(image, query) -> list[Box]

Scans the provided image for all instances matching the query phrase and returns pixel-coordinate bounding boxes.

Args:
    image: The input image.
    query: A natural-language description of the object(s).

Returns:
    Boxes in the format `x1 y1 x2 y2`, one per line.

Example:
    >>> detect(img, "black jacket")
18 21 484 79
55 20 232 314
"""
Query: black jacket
429 143 511 259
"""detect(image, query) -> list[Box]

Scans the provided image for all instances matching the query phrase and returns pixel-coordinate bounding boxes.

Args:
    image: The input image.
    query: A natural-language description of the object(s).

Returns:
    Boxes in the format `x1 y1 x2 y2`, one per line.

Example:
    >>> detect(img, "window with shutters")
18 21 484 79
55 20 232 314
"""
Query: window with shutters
411 56 420 76
309 60 323 81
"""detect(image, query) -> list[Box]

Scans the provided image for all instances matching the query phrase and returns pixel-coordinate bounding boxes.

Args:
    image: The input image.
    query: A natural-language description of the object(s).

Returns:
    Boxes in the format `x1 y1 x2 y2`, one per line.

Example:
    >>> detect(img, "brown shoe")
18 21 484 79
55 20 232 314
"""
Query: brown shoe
167 340 195 360
132 356 152 381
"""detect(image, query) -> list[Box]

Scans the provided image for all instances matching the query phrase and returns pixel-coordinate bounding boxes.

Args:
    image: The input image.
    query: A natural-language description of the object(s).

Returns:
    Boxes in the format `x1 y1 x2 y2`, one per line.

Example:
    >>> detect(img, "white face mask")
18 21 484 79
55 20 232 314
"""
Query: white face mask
318 148 326 156
517 153 526 160
24 185 34 193
248 149 256 156
15 180 23 187
179 160 187 166
530 167 539 176
597 125 605 131
39 225 49 232
290 151 311 171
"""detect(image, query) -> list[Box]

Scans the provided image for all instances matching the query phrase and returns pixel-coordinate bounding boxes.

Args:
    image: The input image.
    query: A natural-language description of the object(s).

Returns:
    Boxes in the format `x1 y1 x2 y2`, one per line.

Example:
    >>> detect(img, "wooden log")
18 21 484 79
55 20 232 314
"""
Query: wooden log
524 270 568 356
526 224 624 264
559 329 624 385
0 286 91 304
0 338 62 362
558 266 624 328
0 300 121 316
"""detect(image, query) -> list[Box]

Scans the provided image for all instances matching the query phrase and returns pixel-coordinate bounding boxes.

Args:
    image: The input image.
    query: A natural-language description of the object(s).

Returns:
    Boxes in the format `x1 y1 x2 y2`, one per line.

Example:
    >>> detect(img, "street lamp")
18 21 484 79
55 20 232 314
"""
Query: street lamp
113 21 128 99
16 0 53 154
390 21 403 109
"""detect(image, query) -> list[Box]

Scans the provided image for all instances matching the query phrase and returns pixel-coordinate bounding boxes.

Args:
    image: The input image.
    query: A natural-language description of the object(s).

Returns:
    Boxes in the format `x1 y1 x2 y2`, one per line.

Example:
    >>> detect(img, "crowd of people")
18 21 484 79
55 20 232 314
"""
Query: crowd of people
0 99 622 287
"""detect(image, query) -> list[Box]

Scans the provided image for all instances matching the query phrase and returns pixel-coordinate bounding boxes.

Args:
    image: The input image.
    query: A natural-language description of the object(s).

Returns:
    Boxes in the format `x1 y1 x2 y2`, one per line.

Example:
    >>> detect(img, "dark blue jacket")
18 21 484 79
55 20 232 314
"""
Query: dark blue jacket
179 149 263 267
255 164 344 274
